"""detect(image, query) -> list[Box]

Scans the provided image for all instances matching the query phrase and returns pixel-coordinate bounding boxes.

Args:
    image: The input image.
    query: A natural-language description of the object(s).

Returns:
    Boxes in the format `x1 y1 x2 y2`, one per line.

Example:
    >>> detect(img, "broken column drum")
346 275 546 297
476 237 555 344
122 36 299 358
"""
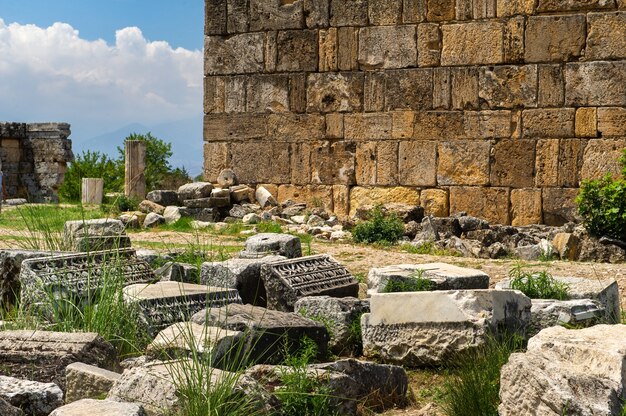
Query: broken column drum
261 254 359 312
124 140 146 200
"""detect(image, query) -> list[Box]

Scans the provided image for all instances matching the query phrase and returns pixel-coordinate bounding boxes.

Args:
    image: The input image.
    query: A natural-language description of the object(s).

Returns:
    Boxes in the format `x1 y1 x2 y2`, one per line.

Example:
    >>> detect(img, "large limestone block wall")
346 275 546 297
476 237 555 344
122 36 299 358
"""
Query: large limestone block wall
203 0 626 225
0 123 73 202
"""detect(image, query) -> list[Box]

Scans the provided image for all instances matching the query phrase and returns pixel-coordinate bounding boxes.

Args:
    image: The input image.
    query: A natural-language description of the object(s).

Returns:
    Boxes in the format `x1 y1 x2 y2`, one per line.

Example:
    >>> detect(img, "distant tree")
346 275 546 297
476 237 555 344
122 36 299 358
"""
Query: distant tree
116 132 174 191
58 150 120 201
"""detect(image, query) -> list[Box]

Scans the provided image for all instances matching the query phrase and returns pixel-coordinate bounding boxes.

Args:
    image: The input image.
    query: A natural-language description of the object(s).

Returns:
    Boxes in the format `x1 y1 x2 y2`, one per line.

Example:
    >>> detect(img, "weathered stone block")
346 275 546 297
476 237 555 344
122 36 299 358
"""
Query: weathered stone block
535 139 559 186
398 141 437 186
50 399 146 416
450 187 510 224
0 376 63 416
598 107 626 137
464 110 512 139
205 0 227 35
537 0 616 12
368 0 403 24
229 142 291 184
528 298 604 336
363 72 386 111
304 0 329 27
538 64 564 107
490 140 536 188
65 363 121 403
261 255 358 312
249 0 303 31
437 141 490 186
337 27 359 70
344 113 392 140
358 26 417 70
450 67 479 110
204 114 267 141
417 23 441 67
392 111 415 138
552 232 581 260
581 139 626 180
525 15 586 63
565 61 626 106
542 187 580 225
241 233 302 259
587 12 626 60
479 65 537 108
267 113 325 142
504 16 525 63
318 28 337 71
245 75 289 113
522 108 575 138
575 107 598 138
349 186 420 217
403 0 427 23
362 290 531 366
511 188 543 226
205 33 264 75
557 138 587 187
413 110 462 140
306 73 364 113
278 185 334 211
427 0 455 21
332 185 350 218
330 0 368 26
385 69 433 110
373 141 399 185
441 21 504 66
420 188 449 217
203 142 229 181
309 141 356 185
276 30 318 72
496 0 535 16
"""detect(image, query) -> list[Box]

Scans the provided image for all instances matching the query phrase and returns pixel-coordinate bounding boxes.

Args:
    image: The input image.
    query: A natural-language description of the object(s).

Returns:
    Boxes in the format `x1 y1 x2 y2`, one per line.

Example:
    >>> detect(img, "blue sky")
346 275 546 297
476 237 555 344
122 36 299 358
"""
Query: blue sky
0 0 205 173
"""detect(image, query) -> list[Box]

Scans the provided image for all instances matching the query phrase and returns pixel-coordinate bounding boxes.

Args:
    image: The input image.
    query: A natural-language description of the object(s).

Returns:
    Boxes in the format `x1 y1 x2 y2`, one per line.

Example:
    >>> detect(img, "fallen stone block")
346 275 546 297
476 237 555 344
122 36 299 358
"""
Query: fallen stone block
19 249 157 310
65 363 121 403
0 375 63 416
499 325 626 416
50 399 146 416
156 262 199 284
123 282 242 334
295 296 370 355
255 186 277 208
529 298 604 336
362 290 531 366
367 263 489 296
64 218 131 252
138 200 165 215
496 276 620 323
177 182 213 202
146 190 179 207
183 197 230 209
191 303 330 364
230 185 253 203
142 213 164 228
0 331 117 389
146 322 245 368
240 233 302 259
0 397 23 416
552 232 580 260
200 255 286 306
261 254 359 312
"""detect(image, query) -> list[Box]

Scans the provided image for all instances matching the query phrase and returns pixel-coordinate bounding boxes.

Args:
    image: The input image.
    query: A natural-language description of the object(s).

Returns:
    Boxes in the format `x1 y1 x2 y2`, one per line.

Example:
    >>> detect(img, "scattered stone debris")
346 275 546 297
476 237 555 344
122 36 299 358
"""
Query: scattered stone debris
0 376 63 416
65 363 121 403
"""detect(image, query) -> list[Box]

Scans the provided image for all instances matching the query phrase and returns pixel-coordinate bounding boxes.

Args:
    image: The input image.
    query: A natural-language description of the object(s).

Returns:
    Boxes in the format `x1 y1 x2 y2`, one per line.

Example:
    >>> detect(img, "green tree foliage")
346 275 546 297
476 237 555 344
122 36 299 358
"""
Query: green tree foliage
576 148 626 241
116 132 174 191
58 151 120 201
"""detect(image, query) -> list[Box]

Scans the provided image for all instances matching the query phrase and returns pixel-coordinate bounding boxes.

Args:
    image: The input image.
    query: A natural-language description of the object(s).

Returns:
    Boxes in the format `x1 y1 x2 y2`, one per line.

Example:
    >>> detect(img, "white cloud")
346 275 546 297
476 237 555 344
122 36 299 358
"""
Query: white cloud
0 18 203 138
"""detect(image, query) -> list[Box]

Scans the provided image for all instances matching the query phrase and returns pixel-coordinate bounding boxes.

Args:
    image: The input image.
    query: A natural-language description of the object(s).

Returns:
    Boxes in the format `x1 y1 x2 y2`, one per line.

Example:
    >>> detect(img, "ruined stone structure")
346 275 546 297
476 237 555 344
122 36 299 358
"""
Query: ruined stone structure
0 123 73 202
203 0 626 225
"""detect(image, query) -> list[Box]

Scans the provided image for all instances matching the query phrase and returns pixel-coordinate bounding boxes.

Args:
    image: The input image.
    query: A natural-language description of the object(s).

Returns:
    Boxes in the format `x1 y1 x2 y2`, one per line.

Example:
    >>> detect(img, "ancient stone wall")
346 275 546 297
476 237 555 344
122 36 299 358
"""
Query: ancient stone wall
0 123 73 202
203 0 626 225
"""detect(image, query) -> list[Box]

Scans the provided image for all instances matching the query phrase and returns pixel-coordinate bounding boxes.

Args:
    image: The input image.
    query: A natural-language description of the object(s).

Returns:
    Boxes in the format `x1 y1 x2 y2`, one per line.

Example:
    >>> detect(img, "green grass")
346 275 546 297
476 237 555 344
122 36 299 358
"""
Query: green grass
0 204 105 231
256 220 284 234
400 242 461 257
508 264 569 300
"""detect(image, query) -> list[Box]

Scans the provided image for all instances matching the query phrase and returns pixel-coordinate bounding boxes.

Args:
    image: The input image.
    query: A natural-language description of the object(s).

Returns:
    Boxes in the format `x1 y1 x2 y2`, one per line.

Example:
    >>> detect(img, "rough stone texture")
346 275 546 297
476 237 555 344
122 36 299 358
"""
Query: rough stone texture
437 141 490 186
542 187 580 225
146 190 179 206
0 122 73 202
0 398 24 416
367 263 489 295
50 399 146 416
362 290 531 366
65 363 121 403
191 303 330 364
525 15 586 62
587 12 626 60
240 233 302 259
295 296 370 355
581 139 626 180
449 187 510 225
0 331 116 391
64 219 131 252
499 325 626 416
420 188 449 217
565 62 626 106
261 254 359 312
441 21 504 66
200 255 286 306
177 182 213 202
358 26 417 70
349 186 419 217
0 376 63 416
528 298 604 336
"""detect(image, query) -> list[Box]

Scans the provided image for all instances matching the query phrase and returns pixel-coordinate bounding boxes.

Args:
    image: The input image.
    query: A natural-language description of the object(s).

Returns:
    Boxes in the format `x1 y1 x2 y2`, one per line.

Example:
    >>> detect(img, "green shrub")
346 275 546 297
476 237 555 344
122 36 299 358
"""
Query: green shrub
352 206 404 245
382 269 436 293
508 264 569 300
441 335 525 416
577 174 626 241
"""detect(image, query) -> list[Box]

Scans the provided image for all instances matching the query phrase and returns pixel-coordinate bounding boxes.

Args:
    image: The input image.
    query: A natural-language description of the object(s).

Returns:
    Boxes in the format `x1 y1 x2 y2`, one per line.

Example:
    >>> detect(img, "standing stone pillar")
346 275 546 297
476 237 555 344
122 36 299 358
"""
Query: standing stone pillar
124 140 146 200
81 178 104 205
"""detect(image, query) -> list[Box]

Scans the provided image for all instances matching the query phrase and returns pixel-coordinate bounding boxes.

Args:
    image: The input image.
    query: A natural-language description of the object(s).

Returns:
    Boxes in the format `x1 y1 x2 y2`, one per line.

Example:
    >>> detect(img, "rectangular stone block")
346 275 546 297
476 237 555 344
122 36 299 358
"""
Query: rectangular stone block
307 72 364 113
264 31 277 72
356 142 378 185
261 255 359 312
290 143 311 184
246 75 289 113
437 141 491 186
364 72 386 112
337 27 359 70
575 107 598 138
205 0 227 35
349 186 420 217
463 110 512 139
326 113 344 139
403 0 427 23
538 65 564 107
433 68 451 109
417 23 442 67
479 65 537 109
223 76 246 112
204 142 229 182
525 15 586 62
535 139 559 187
587 12 626 60
124 282 241 334
204 76 225 114
522 109 575 138
376 141 399 185
558 139 587 187
398 141 437 186
504 16 525 63
204 114 267 141
581 139 626 181
227 0 248 33
565 62 626 106
598 107 626 137
369 0 403 25
333 184 351 218
427 0 455 21
413 111 465 140
392 111 415 138
542 187 580 225
490 140 536 188
473 0 497 18
455 0 473 19
205 33 264 75
20 249 156 308
289 73 307 113
229 141 291 183
421 188 449 217
449 186 510 224
511 188 543 226
385 69 433 110
345 113 392 140
65 362 121 404
441 21 504 66
537 0 616 12
276 30 318 72
304 0 330 28
451 67 479 110
249 0 304 31
268 113 325 142
358 26 417 70
309 141 356 185
319 28 338 72
330 0 368 26
497 0 536 16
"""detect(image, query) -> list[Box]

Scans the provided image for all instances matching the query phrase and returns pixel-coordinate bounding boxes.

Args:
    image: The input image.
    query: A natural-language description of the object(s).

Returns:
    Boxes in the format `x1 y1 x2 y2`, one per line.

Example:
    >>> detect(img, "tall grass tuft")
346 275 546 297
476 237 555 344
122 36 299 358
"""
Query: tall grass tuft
508 264 569 300
441 335 525 416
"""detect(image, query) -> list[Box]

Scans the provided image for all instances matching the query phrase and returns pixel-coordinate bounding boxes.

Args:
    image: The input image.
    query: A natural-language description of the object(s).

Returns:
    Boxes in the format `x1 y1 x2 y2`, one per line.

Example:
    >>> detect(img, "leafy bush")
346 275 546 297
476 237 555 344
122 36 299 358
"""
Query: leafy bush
352 206 404 244
382 269 436 293
59 150 120 201
508 265 569 300
577 174 626 241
